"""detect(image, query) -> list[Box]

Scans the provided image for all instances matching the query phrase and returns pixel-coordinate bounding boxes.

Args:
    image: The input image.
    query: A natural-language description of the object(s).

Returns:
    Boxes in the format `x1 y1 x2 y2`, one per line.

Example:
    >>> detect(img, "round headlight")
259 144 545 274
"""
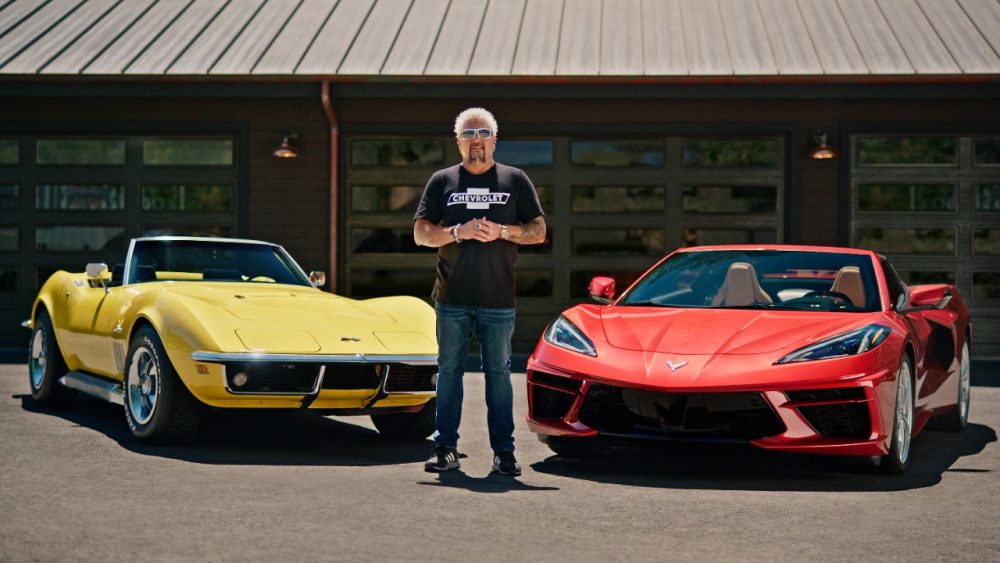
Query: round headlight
232 371 249 387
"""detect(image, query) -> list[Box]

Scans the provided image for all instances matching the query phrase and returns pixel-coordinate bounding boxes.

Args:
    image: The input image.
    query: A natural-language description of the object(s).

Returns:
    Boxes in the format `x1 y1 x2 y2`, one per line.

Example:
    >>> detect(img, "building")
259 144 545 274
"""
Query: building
1 0 999 358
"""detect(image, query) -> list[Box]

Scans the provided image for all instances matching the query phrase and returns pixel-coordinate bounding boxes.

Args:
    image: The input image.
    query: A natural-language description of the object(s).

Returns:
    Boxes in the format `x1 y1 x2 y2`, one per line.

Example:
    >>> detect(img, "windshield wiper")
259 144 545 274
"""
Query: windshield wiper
619 301 682 308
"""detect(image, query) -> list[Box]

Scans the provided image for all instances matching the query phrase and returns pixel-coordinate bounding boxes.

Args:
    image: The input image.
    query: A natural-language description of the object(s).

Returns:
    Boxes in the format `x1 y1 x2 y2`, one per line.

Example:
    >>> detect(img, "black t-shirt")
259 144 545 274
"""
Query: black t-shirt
414 163 544 308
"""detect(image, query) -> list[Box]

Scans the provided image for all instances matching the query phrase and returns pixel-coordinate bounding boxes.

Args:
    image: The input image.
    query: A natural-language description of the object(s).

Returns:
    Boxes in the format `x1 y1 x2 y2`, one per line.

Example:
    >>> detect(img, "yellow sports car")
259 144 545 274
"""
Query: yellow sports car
25 236 438 444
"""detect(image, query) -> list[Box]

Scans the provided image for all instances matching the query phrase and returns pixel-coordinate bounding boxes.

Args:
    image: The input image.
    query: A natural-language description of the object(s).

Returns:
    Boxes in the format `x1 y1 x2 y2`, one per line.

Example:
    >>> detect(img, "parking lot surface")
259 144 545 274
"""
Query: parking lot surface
1 362 998 562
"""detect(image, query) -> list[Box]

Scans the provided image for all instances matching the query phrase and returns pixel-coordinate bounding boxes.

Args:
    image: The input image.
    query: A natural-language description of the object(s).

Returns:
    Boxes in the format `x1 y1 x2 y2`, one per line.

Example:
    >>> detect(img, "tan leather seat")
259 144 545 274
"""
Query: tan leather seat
711 262 773 306
830 266 865 307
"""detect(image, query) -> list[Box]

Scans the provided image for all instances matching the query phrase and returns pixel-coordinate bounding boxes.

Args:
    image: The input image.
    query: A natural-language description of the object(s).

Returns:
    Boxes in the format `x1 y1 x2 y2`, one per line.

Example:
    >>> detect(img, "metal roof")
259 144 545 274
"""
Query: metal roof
0 0 998 79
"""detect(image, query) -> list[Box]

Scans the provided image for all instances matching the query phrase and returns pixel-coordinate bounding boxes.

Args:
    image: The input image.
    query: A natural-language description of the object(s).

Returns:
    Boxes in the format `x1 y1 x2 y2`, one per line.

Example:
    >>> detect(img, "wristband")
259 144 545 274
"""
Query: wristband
450 224 462 243
500 225 509 240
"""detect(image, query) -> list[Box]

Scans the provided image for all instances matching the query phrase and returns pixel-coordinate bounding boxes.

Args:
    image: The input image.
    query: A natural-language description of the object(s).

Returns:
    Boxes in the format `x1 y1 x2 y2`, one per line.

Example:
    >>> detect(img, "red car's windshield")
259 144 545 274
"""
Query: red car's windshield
619 250 881 312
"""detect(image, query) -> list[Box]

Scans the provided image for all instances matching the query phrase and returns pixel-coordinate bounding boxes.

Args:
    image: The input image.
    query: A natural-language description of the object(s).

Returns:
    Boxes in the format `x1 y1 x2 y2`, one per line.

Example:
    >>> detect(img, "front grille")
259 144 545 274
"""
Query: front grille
321 364 381 390
531 385 576 419
384 365 437 392
577 383 785 441
224 362 320 393
785 387 866 402
798 403 870 439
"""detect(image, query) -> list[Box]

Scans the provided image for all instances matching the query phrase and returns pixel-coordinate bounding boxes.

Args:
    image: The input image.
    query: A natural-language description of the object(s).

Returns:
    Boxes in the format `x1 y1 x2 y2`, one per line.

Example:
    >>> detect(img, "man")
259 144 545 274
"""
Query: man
413 107 546 476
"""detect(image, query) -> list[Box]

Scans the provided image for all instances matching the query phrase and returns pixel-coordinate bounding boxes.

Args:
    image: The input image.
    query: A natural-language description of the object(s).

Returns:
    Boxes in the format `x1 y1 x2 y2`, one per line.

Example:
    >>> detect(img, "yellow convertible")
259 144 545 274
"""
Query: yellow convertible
25 236 438 444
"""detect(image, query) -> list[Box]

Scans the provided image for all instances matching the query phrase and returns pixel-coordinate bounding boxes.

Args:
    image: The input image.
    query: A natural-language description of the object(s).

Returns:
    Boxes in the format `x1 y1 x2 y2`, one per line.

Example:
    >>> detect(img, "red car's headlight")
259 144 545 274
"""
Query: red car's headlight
544 315 597 357
776 324 891 364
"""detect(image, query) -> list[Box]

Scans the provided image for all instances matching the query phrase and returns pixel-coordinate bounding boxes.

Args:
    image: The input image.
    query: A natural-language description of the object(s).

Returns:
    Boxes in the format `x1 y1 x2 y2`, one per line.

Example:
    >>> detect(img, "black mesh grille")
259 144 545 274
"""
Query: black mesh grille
785 387 866 402
531 371 582 393
384 365 437 392
322 364 380 390
797 403 871 439
532 385 576 419
577 383 785 441
224 362 319 393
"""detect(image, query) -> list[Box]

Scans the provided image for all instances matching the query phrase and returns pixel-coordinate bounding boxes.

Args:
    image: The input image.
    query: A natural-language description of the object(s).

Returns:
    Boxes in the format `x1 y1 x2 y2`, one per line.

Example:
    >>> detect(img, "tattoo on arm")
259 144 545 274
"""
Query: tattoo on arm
509 217 546 244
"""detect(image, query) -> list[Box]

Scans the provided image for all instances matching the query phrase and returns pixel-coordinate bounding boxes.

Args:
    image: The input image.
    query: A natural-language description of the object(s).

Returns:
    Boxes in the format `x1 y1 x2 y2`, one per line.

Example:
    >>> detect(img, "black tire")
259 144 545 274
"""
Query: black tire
539 434 602 458
27 310 76 406
370 399 436 440
878 358 914 475
123 326 202 445
929 342 971 432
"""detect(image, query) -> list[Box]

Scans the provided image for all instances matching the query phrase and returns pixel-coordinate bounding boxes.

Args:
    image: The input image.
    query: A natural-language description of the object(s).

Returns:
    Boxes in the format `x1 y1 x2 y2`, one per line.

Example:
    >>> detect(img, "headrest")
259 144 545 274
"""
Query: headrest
831 266 866 308
712 262 773 307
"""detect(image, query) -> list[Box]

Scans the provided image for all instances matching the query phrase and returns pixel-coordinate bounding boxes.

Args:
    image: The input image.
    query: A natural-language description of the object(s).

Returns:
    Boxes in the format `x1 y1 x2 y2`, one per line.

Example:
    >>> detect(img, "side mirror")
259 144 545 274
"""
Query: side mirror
85 263 110 293
589 276 616 304
86 263 109 278
309 270 327 288
899 285 952 314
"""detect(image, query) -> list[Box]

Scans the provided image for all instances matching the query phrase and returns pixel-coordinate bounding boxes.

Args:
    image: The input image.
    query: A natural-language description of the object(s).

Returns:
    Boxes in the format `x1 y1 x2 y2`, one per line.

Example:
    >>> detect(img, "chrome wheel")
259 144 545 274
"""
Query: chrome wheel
29 327 46 390
958 342 971 424
127 345 159 425
894 364 914 465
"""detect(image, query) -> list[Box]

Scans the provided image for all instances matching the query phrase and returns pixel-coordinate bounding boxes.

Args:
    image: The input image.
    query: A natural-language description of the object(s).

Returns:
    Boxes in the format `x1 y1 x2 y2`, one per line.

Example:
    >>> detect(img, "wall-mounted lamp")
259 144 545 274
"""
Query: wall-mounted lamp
809 130 836 160
272 132 299 158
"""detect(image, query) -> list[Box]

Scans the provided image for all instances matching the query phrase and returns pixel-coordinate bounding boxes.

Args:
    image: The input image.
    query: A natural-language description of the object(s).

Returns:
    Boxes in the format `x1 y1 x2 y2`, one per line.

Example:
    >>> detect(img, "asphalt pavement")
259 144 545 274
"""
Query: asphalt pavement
1 362 998 562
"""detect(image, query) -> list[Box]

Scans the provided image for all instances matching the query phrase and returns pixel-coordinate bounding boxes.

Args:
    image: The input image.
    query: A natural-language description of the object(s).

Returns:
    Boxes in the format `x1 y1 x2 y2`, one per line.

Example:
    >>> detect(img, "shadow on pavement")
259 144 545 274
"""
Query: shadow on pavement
418 470 559 493
530 423 996 492
17 393 431 467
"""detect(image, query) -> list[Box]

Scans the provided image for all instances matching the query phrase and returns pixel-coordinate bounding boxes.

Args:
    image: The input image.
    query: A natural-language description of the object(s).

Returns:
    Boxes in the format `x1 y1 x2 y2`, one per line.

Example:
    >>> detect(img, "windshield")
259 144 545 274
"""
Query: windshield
127 239 311 287
619 250 881 312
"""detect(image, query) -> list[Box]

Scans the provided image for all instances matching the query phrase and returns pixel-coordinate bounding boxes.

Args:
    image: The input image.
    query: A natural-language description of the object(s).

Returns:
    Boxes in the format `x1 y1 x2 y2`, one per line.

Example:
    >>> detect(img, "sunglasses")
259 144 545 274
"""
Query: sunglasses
459 128 493 140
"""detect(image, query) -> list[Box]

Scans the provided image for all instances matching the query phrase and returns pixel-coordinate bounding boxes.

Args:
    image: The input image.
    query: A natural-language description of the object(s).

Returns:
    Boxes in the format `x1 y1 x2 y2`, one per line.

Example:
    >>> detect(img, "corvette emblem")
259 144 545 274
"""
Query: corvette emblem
666 360 688 372
341 337 361 342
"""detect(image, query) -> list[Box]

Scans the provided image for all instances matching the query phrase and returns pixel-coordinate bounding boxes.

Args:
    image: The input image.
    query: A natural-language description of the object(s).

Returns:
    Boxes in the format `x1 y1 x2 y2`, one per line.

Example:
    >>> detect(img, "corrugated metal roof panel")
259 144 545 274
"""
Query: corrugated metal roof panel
83 1 191 74
4 0 116 73
958 0 1000 59
758 0 823 74
0 0 50 39
510 0 561 75
641 0 686 75
797 0 868 74
381 0 448 74
210 0 296 74
41 0 156 74
1 0 997 78
880 0 960 74
467 0 524 75
297 0 374 74
252 0 336 74
720 0 777 75
425 0 489 75
557 0 600 75
338 0 410 74
0 0 83 66
126 0 228 74
168 0 265 74
838 0 914 73
601 0 644 76
920 0 999 73
682 0 732 75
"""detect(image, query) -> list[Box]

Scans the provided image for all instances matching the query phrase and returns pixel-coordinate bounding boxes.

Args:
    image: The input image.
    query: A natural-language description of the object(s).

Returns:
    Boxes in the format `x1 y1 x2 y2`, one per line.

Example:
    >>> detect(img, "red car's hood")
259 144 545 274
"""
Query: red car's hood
600 307 874 355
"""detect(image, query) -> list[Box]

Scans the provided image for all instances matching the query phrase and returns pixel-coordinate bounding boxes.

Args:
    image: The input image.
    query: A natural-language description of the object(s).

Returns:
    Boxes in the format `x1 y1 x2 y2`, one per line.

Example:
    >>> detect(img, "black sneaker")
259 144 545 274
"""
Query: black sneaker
424 445 460 473
492 450 521 476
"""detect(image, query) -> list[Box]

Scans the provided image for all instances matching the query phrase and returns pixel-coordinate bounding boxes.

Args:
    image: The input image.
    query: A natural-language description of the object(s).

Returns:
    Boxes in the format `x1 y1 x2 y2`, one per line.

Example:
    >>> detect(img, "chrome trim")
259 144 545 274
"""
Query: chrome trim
220 362 325 396
192 352 438 365
59 371 124 406
379 365 439 396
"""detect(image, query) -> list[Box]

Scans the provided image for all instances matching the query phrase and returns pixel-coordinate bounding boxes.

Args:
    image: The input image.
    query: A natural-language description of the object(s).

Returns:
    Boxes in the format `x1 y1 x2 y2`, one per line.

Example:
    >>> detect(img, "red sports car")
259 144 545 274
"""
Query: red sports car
527 245 972 473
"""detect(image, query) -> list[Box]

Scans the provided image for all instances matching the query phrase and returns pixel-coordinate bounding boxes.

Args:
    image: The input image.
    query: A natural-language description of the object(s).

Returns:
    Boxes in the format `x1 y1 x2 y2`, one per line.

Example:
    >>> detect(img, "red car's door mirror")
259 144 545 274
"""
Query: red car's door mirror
309 270 327 288
589 276 616 304
900 284 952 314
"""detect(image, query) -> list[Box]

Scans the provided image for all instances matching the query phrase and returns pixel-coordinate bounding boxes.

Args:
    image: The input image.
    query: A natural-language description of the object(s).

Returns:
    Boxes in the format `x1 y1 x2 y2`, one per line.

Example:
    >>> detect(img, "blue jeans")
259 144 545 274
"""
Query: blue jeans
434 303 516 452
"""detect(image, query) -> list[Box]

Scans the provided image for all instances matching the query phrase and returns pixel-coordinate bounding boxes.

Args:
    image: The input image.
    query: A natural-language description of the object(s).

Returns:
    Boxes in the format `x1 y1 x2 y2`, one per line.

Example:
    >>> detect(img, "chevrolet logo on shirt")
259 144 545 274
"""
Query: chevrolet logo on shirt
448 188 511 209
